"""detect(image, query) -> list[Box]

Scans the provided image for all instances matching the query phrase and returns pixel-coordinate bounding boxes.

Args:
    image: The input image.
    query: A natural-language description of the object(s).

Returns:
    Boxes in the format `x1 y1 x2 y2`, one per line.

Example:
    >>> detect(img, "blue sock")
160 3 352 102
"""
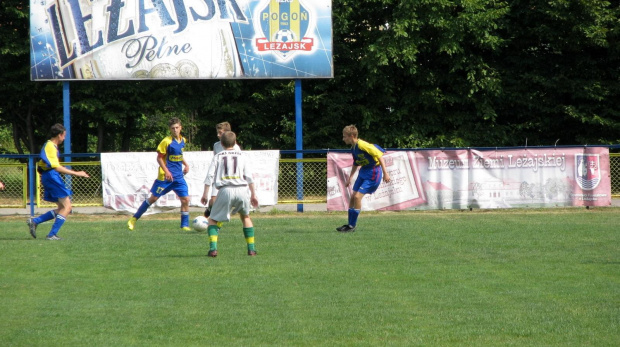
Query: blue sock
348 208 361 227
181 211 190 228
133 200 151 219
48 214 66 237
34 210 56 225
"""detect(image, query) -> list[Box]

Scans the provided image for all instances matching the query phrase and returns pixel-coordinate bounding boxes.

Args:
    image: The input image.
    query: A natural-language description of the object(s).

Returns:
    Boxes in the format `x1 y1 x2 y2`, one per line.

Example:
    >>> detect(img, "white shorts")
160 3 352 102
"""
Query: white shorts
210 186 251 222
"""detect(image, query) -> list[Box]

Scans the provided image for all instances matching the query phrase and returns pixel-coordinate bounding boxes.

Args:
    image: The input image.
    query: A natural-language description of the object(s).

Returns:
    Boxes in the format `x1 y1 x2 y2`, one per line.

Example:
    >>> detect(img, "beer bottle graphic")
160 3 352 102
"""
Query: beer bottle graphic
48 0 244 79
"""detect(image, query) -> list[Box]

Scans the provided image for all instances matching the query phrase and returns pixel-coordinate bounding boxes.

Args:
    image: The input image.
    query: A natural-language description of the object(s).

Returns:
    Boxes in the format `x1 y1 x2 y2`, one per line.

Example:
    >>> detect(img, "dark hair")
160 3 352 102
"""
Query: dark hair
221 131 237 148
216 122 231 131
168 117 182 127
50 123 66 138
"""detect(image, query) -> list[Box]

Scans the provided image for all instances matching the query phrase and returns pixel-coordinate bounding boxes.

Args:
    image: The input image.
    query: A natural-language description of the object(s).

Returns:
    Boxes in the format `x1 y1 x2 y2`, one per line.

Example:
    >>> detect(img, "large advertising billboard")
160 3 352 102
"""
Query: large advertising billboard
328 147 612 211
30 0 333 80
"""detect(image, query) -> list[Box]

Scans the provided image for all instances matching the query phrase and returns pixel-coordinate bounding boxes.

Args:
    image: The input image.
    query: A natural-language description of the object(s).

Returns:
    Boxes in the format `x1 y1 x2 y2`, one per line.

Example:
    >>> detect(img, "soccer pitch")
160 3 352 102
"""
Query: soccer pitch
1 209 618 346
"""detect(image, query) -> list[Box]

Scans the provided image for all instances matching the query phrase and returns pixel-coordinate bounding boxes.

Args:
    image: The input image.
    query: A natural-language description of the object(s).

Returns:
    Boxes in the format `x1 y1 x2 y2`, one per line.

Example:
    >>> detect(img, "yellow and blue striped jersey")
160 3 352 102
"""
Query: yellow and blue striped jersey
37 140 61 172
353 139 384 168
352 139 385 180
157 136 186 180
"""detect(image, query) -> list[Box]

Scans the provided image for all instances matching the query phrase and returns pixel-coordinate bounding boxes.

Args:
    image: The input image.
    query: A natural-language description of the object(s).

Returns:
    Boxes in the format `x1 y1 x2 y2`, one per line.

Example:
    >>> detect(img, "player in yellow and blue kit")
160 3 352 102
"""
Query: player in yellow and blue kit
27 124 90 240
127 118 191 231
336 125 391 232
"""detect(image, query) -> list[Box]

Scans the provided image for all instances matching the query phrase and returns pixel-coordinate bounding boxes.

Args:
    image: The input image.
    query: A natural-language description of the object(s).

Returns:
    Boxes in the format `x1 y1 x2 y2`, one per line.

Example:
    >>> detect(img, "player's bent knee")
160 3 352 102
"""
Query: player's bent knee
240 215 253 227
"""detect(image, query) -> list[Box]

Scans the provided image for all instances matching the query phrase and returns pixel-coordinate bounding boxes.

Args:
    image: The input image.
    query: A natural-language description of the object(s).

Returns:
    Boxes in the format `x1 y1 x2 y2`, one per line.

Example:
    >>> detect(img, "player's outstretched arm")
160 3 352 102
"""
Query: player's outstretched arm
55 165 90 178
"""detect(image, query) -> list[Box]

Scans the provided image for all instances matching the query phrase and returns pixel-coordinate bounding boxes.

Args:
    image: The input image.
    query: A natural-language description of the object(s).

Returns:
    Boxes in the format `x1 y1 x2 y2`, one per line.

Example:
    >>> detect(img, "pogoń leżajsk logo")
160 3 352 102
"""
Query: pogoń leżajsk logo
255 0 314 61
575 154 601 190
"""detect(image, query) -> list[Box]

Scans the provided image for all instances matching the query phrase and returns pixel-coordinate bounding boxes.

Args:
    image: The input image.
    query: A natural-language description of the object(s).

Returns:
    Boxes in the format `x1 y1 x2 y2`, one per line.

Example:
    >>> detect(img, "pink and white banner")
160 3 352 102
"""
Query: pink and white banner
101 151 279 214
327 147 611 211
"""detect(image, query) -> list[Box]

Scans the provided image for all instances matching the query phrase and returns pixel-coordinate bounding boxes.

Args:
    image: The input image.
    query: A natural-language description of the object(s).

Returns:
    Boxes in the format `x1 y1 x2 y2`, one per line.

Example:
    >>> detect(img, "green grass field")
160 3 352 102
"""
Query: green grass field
1 208 619 346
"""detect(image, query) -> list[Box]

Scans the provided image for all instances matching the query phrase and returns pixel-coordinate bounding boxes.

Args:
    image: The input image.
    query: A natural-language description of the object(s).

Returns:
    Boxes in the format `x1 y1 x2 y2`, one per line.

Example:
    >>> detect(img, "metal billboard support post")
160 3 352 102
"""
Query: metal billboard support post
30 82 72 217
63 82 72 191
295 79 303 212
63 82 72 159
28 155 35 217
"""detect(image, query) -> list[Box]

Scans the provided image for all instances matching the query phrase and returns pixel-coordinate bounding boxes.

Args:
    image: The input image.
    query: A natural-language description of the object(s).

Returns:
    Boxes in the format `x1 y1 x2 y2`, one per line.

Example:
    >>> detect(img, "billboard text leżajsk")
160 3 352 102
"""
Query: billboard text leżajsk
30 0 333 80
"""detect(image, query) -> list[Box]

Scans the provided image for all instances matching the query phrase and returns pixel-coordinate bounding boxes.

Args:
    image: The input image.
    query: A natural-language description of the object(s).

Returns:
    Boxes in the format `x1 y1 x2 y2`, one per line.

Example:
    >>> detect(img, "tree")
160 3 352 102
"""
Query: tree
0 0 64 154
495 0 620 146
1 0 619 153
306 0 511 148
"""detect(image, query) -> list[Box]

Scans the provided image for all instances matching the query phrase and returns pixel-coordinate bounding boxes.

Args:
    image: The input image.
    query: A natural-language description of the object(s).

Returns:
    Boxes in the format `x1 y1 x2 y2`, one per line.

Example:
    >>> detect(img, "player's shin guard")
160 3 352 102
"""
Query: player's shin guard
34 210 56 225
133 200 151 219
348 208 361 227
243 227 255 252
48 214 66 237
180 211 190 228
207 225 219 251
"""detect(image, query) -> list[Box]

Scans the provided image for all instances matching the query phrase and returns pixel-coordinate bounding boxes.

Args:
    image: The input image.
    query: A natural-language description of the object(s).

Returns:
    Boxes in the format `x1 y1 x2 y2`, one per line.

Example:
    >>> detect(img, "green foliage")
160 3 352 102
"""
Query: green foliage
0 0 619 152
495 0 620 146
0 127 17 154
0 0 64 154
0 209 619 345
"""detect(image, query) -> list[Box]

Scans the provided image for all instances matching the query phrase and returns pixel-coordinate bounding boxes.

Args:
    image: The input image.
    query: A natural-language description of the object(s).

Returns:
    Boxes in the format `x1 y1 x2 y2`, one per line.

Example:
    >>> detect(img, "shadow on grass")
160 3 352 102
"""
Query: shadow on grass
154 253 208 258
0 237 34 241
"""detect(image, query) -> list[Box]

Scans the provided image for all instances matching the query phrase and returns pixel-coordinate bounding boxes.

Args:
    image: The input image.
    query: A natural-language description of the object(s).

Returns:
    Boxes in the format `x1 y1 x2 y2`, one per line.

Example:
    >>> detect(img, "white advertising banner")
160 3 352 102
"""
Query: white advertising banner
101 150 279 214
327 147 611 211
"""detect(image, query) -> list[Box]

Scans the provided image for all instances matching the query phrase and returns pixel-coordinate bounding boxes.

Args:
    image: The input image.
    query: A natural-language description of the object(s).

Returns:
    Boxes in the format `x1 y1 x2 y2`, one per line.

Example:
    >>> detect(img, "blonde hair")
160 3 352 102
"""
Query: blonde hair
342 125 358 138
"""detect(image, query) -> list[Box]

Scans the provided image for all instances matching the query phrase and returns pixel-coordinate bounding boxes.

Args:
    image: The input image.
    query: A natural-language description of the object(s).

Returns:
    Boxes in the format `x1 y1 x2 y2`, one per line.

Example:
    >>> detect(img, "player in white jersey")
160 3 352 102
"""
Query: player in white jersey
204 121 241 218
201 131 258 257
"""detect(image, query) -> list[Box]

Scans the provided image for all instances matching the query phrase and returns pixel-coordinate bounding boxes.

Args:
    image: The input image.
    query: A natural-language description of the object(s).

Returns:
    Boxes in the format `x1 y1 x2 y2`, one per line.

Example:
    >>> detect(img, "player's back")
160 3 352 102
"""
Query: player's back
214 141 241 154
212 149 252 188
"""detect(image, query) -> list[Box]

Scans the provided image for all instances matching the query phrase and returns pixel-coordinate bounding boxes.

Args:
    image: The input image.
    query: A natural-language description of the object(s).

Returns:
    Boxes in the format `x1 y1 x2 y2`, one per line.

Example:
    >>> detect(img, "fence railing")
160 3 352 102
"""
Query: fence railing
0 162 28 208
610 153 620 197
2 150 620 211
0 154 331 210
36 161 103 208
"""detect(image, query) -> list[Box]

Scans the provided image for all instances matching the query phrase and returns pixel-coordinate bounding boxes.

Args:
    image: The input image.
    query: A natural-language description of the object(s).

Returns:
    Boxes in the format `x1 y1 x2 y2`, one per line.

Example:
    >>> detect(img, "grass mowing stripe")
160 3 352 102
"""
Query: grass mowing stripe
0 209 618 346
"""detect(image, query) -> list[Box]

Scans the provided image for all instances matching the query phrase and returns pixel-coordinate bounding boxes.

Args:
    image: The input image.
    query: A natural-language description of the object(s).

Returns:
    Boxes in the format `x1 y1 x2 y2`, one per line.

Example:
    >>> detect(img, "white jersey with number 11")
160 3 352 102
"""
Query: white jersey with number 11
204 150 253 189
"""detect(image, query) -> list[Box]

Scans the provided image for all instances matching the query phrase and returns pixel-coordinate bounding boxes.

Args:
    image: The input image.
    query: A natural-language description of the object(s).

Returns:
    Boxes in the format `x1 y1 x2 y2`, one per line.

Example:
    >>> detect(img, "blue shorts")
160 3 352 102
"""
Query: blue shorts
150 178 188 198
352 168 383 195
41 170 72 202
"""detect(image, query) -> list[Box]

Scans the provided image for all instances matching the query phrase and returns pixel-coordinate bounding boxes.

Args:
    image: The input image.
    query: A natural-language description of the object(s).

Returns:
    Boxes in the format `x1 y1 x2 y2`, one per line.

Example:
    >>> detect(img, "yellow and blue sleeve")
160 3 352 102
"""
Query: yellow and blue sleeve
157 136 172 155
156 137 172 180
357 139 384 165
38 141 60 170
